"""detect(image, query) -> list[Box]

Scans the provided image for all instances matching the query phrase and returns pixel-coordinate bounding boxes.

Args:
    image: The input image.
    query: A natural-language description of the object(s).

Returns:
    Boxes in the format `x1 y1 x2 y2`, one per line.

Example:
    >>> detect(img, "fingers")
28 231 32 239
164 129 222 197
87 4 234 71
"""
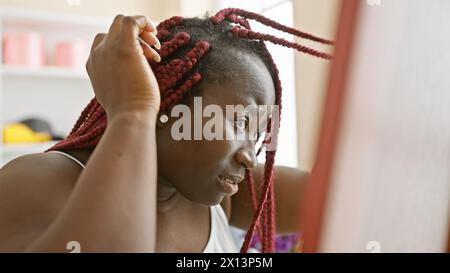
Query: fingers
107 14 124 41
108 14 156 38
138 31 161 61
118 15 153 44
139 31 161 50
90 33 106 52
138 37 161 62
106 15 160 62
87 34 105 77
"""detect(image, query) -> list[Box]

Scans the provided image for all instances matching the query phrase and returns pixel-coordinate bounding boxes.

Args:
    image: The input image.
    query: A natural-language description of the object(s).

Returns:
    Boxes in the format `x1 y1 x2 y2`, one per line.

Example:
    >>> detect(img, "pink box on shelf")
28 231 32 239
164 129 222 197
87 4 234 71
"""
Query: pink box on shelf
54 40 87 69
3 32 45 67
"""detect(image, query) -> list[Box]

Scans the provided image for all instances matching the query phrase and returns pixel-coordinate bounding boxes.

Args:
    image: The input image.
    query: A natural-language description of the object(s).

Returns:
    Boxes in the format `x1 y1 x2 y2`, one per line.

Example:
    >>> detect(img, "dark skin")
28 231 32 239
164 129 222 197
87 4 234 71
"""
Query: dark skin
0 16 308 252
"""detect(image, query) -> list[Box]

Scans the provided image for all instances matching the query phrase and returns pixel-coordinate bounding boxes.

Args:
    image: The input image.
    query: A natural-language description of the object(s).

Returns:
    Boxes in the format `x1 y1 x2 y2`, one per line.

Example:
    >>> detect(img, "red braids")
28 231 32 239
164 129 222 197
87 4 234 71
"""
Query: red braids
209 8 331 253
46 8 332 253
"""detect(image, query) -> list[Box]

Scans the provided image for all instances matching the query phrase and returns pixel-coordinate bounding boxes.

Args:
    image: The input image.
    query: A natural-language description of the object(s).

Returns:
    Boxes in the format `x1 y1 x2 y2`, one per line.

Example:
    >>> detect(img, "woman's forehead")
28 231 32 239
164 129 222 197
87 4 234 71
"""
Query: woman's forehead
202 54 276 106
200 79 275 107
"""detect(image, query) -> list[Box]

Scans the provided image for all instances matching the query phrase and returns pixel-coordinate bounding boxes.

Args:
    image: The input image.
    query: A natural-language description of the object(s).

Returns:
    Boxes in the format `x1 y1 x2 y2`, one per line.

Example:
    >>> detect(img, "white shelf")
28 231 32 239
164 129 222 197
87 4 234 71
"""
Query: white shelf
1 65 88 79
2 141 58 154
0 6 110 30
0 7 107 164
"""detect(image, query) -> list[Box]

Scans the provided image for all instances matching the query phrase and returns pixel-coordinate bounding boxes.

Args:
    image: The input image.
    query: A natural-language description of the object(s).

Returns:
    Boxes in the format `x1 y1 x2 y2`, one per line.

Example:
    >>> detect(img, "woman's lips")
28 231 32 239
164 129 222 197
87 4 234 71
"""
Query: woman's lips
217 175 241 195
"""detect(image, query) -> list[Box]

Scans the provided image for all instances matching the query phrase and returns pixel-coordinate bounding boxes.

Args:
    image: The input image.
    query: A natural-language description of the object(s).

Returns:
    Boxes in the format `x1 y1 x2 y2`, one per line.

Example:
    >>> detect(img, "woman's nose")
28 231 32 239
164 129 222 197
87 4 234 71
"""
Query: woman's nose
235 147 257 169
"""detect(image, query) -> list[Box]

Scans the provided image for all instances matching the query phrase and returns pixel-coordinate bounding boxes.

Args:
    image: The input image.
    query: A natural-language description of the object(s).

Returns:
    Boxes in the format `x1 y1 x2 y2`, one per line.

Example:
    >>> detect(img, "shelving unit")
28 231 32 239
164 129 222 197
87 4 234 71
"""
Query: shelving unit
0 7 109 166
1 65 88 79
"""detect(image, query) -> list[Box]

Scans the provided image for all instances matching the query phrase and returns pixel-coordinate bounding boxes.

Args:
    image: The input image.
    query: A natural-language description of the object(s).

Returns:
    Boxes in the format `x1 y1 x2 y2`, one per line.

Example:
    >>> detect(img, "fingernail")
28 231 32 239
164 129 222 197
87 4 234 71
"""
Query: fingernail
149 33 161 50
153 54 161 62
155 40 161 50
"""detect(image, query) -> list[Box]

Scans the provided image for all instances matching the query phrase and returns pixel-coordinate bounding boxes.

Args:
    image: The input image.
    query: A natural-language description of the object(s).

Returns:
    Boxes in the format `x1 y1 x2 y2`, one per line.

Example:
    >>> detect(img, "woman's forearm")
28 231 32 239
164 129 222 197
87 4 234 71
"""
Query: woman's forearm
26 111 158 252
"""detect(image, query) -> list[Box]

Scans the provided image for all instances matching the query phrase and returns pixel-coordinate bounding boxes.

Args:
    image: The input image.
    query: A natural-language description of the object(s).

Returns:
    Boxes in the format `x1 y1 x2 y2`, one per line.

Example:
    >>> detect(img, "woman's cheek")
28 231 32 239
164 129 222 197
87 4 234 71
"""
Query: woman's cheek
199 121 237 164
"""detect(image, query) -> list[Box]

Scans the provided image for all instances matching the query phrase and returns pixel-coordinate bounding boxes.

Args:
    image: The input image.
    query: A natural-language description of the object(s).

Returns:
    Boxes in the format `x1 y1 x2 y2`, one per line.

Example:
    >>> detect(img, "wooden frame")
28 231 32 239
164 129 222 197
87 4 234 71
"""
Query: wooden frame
298 0 360 253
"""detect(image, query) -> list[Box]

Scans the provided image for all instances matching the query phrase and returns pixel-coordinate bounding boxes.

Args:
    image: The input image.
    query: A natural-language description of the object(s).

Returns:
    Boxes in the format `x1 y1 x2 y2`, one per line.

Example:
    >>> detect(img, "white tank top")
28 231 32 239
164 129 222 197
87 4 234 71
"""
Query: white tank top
47 150 239 253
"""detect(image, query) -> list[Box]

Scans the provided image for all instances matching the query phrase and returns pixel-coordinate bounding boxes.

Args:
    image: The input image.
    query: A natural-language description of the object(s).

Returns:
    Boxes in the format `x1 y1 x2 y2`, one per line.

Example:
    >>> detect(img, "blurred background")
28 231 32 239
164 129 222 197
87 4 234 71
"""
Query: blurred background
0 0 448 253
0 0 339 170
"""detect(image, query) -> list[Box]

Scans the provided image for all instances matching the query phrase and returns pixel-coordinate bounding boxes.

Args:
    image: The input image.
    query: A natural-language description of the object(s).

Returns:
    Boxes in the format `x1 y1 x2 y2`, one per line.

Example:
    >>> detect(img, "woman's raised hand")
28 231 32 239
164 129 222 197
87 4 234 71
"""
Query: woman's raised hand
86 15 162 120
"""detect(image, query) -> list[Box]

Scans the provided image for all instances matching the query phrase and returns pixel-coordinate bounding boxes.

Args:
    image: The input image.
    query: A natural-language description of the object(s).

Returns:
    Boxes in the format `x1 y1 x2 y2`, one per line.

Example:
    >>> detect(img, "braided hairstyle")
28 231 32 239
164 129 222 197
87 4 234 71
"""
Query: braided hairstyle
46 8 333 253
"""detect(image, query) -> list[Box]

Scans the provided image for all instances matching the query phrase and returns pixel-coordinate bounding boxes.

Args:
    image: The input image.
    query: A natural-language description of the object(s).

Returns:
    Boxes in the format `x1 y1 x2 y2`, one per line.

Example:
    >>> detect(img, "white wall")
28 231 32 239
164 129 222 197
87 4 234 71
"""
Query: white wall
0 0 178 20
0 1 183 166
321 0 450 252
293 0 340 171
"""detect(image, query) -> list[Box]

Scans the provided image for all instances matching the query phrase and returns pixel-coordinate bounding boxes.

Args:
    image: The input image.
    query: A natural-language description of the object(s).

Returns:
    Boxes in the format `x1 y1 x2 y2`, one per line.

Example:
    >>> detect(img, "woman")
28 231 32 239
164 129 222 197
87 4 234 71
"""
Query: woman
0 8 331 252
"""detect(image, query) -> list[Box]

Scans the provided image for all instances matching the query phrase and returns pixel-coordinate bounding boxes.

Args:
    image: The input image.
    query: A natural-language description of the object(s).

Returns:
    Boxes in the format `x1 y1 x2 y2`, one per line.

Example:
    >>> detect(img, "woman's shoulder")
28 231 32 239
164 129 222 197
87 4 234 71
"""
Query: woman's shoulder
0 151 83 190
0 152 82 252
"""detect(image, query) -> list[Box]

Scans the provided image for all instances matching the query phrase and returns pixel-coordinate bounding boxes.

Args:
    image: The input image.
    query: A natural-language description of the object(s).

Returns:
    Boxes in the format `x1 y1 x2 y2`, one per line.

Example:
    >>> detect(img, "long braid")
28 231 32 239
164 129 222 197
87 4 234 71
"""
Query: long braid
211 8 331 252
239 149 276 252
245 168 264 245
261 45 281 253
231 27 332 60
46 9 332 253
68 97 96 135
72 105 104 136
212 8 334 45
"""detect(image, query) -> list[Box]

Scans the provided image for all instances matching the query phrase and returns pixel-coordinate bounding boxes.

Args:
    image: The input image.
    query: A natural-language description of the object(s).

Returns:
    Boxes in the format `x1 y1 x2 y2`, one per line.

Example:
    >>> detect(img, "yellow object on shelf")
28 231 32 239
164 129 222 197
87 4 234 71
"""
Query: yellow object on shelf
2 123 51 144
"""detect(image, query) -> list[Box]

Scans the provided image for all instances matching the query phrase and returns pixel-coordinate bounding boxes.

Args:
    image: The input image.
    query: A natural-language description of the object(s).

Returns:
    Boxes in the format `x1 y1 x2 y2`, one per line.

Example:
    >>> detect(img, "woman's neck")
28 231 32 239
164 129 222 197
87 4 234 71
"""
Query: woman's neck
157 180 182 212
65 148 184 212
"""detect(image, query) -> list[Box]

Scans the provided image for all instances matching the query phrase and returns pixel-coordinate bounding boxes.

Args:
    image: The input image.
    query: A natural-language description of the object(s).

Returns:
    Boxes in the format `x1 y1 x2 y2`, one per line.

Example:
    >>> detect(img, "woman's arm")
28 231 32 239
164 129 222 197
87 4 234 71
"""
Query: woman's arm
25 111 158 252
229 164 309 234
27 15 162 252
0 15 162 252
